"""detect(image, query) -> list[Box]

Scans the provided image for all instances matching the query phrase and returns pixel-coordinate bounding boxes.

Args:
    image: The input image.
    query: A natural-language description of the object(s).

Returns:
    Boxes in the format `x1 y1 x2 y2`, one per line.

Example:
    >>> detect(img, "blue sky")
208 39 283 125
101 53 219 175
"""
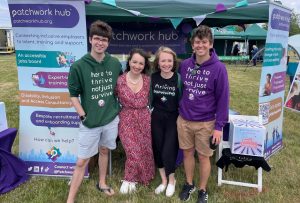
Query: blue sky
280 0 300 14
0 0 11 28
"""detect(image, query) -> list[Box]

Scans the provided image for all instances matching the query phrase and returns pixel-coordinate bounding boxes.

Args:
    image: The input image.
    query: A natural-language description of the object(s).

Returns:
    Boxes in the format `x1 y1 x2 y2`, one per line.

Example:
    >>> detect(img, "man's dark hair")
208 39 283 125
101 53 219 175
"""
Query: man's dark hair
89 20 113 41
190 25 213 44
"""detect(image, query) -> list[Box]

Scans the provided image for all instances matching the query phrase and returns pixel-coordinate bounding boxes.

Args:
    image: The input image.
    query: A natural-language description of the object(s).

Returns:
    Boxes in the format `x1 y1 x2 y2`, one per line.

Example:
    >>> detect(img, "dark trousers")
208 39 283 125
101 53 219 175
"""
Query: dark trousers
151 109 179 176
253 58 257 66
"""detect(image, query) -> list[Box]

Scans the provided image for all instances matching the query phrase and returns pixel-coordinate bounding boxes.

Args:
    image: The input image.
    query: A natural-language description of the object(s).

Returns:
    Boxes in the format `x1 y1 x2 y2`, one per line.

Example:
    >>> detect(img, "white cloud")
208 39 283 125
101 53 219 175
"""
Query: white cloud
279 0 300 14
0 0 11 28
0 0 8 10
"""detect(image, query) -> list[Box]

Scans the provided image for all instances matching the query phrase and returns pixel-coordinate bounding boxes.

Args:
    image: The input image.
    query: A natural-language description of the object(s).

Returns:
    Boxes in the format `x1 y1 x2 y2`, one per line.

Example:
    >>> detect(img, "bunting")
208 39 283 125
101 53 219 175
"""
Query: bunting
126 9 141 16
102 0 116 7
192 15 206 26
235 0 248 8
169 18 183 29
94 1 266 26
216 3 227 13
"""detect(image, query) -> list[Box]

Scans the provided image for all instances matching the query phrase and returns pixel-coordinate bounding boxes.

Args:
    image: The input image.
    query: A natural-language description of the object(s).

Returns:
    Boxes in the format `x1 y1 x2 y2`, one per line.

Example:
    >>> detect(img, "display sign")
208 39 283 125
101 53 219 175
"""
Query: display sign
258 4 291 159
8 0 87 177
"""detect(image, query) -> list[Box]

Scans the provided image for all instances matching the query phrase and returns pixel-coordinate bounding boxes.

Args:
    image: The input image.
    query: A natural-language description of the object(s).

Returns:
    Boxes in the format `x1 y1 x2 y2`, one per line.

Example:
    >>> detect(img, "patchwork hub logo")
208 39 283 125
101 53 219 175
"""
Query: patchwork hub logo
46 146 62 162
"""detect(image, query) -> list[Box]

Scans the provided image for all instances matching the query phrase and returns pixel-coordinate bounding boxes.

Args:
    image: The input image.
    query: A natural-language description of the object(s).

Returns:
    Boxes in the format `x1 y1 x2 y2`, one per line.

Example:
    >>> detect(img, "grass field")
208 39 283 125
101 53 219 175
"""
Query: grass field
0 54 300 203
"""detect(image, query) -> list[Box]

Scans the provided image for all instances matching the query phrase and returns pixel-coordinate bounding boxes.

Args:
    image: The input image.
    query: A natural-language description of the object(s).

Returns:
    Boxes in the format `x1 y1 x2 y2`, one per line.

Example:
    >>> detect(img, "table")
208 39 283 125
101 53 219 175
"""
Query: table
217 121 270 192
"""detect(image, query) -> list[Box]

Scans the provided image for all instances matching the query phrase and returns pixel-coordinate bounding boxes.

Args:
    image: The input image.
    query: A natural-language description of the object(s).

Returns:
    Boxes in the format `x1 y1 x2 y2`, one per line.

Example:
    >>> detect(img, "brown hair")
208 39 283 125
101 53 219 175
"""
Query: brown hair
190 25 213 44
153 46 178 72
125 48 150 74
89 20 113 41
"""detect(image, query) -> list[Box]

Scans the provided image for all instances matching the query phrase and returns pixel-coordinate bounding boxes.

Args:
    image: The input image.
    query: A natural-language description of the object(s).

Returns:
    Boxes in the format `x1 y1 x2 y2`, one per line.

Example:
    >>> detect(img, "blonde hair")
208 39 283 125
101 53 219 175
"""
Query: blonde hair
153 46 178 72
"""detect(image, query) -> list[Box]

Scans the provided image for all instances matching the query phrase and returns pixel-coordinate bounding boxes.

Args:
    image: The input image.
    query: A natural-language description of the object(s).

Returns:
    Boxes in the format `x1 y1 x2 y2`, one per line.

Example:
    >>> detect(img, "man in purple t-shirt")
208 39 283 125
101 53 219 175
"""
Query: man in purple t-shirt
177 25 229 203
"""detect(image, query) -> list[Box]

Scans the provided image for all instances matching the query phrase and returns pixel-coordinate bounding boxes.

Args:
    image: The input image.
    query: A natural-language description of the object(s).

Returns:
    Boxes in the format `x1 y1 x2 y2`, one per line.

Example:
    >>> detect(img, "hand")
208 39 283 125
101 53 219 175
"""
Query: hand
212 130 222 145
80 114 87 122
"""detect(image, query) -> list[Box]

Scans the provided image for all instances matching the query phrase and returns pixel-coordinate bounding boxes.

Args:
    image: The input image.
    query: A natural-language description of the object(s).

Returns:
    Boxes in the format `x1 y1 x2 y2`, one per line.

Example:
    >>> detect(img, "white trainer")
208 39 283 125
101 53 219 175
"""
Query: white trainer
166 180 176 197
120 180 130 194
155 184 167 194
128 182 137 193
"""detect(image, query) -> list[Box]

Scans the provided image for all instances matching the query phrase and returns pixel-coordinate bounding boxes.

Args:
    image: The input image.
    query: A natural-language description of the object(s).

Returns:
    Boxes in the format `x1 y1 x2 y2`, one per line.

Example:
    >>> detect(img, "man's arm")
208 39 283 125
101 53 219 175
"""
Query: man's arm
70 97 85 117
213 65 230 144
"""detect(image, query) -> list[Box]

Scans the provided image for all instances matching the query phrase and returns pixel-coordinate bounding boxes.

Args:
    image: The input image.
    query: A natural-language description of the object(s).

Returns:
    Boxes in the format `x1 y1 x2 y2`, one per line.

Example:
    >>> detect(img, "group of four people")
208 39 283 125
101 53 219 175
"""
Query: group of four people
67 20 229 203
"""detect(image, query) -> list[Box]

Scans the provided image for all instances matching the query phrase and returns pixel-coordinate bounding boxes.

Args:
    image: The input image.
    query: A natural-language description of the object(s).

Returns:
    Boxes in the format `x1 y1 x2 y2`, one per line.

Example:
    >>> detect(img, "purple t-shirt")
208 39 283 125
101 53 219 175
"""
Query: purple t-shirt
179 49 229 131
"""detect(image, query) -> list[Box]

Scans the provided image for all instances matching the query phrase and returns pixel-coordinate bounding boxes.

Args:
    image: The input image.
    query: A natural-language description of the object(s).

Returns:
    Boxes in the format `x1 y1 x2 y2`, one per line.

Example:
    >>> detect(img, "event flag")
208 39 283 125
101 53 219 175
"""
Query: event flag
8 0 87 177
258 3 291 159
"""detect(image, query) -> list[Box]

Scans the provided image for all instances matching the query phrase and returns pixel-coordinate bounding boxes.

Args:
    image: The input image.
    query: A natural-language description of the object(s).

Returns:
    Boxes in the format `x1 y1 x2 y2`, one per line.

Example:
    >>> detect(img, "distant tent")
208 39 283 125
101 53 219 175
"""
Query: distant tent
212 26 246 56
244 24 267 40
85 0 269 27
213 26 245 40
213 24 267 41
0 1 14 53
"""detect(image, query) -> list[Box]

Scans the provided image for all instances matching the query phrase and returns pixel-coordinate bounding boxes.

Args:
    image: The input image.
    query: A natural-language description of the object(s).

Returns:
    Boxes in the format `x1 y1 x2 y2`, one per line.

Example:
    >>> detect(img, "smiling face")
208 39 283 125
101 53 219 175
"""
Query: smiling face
129 53 145 75
158 52 174 74
89 35 109 56
192 36 213 59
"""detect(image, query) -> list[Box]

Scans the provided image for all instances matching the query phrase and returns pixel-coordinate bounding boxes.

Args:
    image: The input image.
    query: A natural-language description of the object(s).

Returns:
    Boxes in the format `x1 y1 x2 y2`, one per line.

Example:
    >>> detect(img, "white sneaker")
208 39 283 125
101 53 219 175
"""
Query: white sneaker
155 184 167 194
67 177 72 186
166 180 176 197
120 180 130 194
128 182 136 193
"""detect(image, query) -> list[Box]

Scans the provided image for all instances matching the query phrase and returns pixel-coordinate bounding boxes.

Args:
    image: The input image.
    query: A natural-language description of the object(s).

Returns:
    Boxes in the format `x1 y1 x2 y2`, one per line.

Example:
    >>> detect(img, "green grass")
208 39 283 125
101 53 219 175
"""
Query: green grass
0 55 300 203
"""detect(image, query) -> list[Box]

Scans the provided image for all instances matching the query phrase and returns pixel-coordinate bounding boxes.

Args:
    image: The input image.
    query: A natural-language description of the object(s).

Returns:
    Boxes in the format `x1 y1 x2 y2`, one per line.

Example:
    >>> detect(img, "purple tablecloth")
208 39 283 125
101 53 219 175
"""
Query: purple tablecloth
0 128 29 194
0 148 29 194
0 128 18 152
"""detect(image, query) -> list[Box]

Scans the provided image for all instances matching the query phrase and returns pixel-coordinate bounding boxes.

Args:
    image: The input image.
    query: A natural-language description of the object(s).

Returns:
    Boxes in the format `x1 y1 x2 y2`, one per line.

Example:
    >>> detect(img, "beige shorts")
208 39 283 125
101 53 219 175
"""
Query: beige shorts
177 115 215 157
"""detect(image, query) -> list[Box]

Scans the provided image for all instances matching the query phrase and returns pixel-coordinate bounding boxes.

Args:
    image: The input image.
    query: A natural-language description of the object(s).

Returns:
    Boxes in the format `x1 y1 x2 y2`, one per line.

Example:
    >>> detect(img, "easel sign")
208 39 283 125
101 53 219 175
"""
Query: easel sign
0 102 8 132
